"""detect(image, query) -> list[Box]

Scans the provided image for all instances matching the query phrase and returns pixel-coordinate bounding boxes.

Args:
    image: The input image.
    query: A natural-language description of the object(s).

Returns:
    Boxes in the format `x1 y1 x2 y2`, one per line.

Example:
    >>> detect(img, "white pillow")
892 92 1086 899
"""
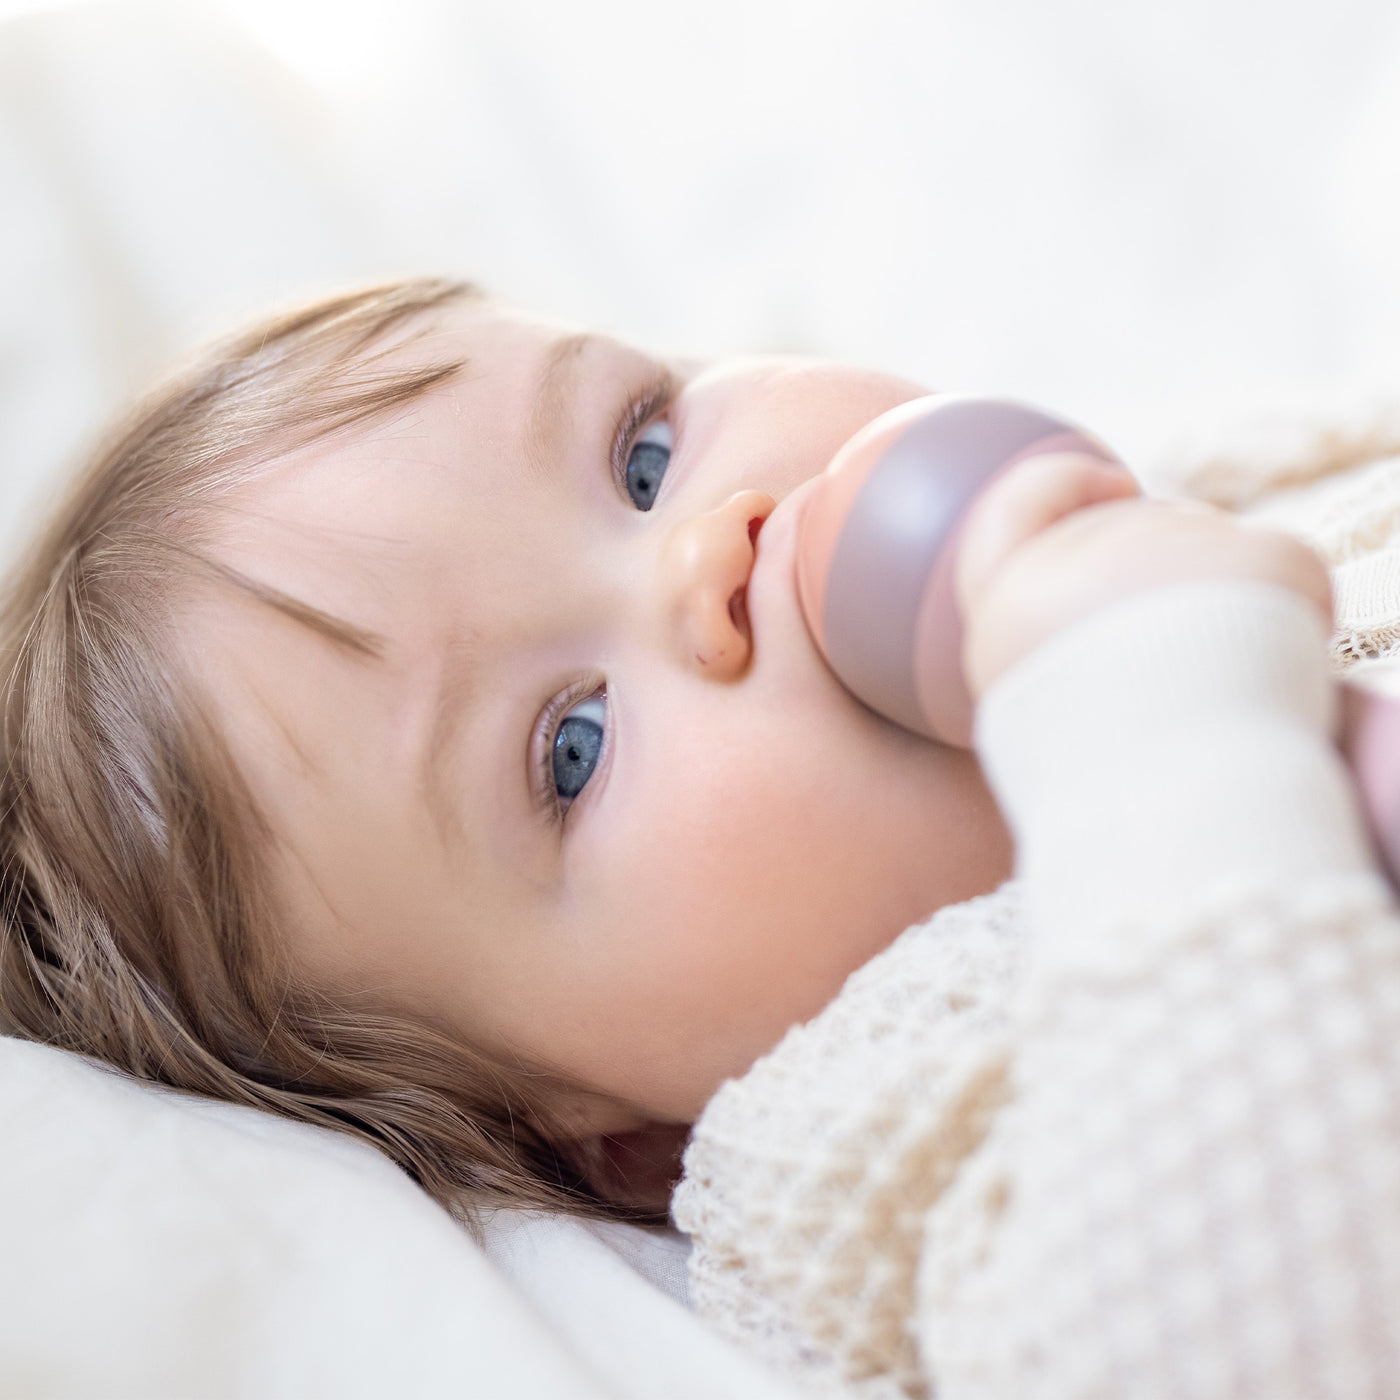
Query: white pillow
0 1037 794 1399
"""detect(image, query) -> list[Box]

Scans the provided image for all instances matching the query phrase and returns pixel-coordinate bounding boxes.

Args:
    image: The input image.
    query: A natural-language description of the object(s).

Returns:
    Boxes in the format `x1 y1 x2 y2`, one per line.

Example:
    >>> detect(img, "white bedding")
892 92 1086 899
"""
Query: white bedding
0 1036 798 1399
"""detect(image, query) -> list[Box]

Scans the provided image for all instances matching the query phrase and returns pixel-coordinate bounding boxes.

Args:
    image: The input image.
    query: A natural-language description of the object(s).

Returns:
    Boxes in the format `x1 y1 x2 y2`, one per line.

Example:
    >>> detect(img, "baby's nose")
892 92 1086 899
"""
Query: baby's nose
660 489 776 679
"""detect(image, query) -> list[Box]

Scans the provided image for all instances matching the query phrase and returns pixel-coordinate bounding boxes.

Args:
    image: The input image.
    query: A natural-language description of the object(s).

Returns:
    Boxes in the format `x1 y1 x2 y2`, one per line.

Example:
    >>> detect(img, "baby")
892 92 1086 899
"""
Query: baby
2 277 1397 1397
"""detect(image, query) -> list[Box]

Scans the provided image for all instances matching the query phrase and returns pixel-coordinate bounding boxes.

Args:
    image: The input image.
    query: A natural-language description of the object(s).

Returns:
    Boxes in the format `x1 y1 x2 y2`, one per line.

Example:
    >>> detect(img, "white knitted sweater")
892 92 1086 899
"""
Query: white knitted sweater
671 448 1400 1399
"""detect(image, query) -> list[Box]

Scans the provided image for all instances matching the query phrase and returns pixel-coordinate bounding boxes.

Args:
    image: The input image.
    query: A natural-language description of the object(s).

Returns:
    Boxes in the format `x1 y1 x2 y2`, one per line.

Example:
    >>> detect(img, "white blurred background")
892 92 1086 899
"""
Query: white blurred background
3 0 1400 561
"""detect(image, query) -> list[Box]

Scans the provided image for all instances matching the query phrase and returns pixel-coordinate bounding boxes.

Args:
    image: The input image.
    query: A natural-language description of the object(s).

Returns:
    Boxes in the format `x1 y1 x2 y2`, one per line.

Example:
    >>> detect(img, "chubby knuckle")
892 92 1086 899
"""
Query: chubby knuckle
1244 522 1321 569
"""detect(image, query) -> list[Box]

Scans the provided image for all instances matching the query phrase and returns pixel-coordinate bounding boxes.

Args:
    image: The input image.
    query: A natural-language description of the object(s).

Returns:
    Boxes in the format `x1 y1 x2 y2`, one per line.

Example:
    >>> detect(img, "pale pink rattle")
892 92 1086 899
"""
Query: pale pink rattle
796 393 1400 886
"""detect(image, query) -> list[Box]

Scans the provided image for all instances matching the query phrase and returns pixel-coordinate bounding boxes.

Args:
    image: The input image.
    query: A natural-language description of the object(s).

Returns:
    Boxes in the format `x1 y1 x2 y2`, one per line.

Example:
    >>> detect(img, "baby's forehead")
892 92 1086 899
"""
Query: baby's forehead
192 301 675 672
430 300 594 383
214 452 424 591
192 436 449 686
219 304 651 523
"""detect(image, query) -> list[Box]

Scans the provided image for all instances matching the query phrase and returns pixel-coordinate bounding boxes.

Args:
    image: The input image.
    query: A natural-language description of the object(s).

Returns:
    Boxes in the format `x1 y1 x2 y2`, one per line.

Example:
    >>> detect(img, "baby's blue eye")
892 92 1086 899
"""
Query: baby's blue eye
625 421 671 511
552 694 606 803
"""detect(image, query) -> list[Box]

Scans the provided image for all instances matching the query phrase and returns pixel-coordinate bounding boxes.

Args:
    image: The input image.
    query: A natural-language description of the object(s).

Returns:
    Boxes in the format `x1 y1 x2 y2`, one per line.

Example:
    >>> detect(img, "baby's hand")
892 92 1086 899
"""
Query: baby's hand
955 452 1333 701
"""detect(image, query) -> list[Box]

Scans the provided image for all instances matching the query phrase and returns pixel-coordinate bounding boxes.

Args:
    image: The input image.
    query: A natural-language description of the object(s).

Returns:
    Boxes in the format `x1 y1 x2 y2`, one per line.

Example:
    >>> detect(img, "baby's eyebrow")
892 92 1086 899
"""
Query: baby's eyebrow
526 331 607 474
199 554 387 660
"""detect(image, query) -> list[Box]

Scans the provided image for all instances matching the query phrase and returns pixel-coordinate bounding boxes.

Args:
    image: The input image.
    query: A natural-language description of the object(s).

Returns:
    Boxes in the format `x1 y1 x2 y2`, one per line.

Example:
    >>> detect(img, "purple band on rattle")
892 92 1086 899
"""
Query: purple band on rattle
822 398 1116 742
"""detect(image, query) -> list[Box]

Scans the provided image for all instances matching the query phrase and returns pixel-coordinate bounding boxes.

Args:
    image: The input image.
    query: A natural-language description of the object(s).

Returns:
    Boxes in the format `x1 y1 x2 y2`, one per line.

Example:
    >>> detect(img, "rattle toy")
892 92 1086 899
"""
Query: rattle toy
795 393 1400 886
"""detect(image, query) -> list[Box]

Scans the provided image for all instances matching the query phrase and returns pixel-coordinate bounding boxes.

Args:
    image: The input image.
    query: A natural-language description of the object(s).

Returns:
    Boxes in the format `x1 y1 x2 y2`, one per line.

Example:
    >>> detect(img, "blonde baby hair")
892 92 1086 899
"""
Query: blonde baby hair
0 278 630 1225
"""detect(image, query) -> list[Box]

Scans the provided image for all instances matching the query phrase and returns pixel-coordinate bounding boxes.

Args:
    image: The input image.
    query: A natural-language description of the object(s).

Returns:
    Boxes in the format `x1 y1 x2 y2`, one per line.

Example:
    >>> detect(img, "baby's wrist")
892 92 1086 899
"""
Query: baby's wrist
974 580 1375 973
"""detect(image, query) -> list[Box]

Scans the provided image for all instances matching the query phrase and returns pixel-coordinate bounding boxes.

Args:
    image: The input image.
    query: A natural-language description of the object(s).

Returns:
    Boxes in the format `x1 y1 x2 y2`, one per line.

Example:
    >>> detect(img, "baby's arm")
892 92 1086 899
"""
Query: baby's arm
921 461 1400 1397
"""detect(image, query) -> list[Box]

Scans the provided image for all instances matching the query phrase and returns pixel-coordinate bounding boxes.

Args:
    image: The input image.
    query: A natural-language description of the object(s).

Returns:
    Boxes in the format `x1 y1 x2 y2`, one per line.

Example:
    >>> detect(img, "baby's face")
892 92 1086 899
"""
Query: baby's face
198 302 1012 1128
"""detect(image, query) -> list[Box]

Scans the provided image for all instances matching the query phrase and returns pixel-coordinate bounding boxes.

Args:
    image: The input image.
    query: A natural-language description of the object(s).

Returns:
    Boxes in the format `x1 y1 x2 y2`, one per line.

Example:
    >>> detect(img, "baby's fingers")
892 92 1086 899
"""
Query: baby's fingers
955 451 1140 618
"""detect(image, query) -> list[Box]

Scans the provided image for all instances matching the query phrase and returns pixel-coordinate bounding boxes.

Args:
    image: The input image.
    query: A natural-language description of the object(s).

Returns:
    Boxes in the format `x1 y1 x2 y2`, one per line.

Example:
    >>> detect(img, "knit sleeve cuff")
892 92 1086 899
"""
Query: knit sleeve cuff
973 580 1377 979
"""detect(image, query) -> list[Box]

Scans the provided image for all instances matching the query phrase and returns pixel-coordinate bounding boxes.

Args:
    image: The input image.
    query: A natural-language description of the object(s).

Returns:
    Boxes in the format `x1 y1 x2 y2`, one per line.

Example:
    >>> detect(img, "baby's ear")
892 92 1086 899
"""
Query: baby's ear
573 1121 692 1218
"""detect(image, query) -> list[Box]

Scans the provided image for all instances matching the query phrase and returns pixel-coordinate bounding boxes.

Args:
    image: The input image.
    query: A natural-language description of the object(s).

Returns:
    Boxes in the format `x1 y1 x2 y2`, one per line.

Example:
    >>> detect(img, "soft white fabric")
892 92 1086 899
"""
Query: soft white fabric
977 581 1375 971
0 1036 612 1399
480 1214 810 1400
1 1035 803 1400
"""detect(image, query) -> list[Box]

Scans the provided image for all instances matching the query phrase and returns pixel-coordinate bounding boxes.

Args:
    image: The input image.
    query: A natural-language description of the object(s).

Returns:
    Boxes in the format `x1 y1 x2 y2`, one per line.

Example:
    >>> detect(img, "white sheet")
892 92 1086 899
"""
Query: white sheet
0 1036 800 1399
